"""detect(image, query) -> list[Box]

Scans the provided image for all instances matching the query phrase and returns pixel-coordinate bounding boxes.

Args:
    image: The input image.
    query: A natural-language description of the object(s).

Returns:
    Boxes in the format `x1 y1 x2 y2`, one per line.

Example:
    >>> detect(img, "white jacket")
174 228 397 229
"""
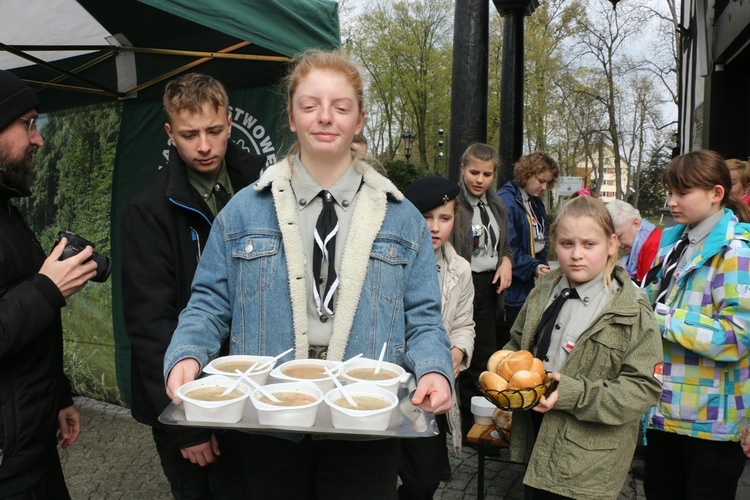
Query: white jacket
441 243 475 455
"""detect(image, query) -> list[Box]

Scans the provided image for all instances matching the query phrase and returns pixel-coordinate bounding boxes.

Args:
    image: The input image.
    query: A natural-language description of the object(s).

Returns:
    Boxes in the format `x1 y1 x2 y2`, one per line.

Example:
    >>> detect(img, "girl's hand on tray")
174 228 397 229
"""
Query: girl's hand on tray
412 372 452 415
166 358 201 401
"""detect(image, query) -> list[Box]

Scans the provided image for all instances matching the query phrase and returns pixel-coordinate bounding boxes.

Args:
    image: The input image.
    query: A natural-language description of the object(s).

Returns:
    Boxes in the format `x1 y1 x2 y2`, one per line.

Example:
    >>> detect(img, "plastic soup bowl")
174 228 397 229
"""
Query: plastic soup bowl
324 382 399 431
249 382 324 428
203 355 276 385
471 395 496 425
340 359 406 395
176 375 250 424
270 359 342 392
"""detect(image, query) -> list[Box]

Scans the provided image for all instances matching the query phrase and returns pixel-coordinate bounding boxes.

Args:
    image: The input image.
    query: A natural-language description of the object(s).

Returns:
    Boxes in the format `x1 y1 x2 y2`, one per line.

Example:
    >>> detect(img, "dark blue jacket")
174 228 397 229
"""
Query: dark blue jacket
497 180 549 308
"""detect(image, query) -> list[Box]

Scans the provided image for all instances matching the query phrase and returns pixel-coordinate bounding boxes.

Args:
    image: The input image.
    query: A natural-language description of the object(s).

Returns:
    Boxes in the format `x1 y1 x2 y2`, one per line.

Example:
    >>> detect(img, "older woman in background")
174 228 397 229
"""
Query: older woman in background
606 200 662 283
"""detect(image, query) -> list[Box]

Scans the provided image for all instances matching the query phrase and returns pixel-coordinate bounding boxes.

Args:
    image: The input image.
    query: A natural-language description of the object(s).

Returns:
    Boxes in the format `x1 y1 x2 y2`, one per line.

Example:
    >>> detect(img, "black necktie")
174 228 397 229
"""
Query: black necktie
534 288 579 361
655 234 689 304
313 190 339 320
214 182 231 211
478 201 497 253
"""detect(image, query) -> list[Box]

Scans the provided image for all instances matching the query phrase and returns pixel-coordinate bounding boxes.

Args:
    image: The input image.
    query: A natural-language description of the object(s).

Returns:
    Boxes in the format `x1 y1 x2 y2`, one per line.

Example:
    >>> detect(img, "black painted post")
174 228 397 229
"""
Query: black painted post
493 0 538 185
447 0 489 182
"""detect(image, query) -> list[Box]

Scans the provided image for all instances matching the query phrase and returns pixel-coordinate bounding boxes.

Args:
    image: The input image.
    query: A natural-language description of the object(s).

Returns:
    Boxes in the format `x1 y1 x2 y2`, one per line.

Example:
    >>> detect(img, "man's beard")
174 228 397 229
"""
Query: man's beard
0 149 34 193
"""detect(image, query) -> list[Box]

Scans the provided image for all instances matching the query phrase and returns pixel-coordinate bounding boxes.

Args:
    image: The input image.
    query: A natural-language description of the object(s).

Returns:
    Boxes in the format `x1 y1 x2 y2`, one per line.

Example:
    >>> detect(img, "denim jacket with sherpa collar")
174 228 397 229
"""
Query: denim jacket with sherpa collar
164 158 453 402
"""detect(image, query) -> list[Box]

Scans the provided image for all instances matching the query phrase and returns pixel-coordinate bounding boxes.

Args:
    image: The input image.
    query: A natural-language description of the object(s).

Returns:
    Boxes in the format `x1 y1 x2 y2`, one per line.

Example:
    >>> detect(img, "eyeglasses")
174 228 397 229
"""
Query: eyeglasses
18 116 38 135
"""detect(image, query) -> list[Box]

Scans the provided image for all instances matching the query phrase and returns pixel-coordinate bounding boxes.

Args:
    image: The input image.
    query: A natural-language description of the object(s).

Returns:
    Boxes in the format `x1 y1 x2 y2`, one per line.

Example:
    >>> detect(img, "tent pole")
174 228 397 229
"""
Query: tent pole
0 42 123 97
124 41 263 96
3 44 293 62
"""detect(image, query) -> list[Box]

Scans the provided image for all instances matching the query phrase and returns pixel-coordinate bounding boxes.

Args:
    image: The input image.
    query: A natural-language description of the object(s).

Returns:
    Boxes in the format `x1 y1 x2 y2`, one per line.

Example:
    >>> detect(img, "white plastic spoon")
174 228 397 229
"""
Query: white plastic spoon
234 369 281 403
254 347 294 372
324 366 358 408
373 342 387 374
219 362 259 396
335 353 364 371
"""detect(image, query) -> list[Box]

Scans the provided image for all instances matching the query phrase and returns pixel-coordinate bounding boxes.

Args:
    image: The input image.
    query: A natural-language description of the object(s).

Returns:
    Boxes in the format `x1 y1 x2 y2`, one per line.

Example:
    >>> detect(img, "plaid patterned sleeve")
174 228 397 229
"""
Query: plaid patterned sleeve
654 237 750 362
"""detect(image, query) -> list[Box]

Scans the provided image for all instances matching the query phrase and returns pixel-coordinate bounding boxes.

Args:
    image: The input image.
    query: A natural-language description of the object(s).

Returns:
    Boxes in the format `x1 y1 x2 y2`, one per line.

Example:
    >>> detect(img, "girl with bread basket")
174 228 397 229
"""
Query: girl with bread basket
504 195 663 499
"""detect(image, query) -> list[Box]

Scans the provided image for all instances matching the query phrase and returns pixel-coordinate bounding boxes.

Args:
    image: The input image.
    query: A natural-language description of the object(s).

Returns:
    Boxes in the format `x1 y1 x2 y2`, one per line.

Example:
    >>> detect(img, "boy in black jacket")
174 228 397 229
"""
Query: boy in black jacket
120 73 265 499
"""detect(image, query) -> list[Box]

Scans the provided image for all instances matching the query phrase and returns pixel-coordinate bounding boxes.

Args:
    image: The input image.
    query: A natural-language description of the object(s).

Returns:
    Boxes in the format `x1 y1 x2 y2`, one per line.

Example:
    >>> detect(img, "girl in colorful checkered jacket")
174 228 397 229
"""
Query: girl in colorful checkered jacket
644 149 750 499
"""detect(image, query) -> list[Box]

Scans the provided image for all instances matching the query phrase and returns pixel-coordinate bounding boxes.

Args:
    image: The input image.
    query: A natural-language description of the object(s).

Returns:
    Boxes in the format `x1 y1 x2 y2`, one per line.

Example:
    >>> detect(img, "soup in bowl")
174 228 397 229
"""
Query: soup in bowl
324 382 399 431
176 375 250 423
249 381 324 428
270 359 341 392
203 355 276 385
340 359 407 394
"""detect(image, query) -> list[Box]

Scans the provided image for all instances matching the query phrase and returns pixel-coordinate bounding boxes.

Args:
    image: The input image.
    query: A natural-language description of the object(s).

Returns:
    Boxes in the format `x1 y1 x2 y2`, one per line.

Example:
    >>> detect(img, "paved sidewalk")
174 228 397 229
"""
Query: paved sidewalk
60 396 750 499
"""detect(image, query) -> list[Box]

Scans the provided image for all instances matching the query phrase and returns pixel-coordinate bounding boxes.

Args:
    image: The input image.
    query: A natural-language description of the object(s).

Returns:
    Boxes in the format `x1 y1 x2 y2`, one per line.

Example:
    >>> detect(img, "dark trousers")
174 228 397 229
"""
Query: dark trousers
152 428 245 500
644 429 746 500
244 434 399 499
524 486 574 500
397 414 448 499
498 304 521 349
459 271 497 435
0 453 70 500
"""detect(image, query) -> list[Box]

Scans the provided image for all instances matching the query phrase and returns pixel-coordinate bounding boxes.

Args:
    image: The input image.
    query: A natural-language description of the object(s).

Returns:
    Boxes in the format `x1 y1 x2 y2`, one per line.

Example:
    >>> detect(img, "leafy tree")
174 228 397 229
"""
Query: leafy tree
383 159 429 193
634 138 671 217
522 0 584 153
348 0 453 168
570 0 651 200
17 102 122 403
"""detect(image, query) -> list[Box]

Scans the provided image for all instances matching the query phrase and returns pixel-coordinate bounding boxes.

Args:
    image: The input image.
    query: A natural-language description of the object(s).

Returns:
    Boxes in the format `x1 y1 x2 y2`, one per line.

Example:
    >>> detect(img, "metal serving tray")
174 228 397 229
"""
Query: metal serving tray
159 376 439 438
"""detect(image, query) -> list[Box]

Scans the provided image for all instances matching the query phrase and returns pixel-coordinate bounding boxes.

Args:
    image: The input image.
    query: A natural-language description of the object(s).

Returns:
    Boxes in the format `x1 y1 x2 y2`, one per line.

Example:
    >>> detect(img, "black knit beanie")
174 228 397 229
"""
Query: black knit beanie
0 70 40 132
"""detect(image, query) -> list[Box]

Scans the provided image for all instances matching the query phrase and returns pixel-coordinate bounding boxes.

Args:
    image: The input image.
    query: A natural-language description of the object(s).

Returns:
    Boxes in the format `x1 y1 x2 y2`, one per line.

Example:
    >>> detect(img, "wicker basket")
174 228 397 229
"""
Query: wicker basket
478 376 557 411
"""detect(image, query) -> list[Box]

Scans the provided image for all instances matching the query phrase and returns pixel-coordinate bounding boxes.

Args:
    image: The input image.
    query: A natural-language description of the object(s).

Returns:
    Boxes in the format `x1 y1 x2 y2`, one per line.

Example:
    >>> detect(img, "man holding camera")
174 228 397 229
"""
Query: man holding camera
120 73 265 498
0 70 97 497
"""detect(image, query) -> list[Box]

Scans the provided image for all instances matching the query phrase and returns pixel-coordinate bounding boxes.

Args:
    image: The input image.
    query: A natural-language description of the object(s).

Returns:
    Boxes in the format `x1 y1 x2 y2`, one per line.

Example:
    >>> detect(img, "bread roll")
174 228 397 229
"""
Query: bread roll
498 350 534 381
487 349 514 374
492 409 512 431
508 369 543 390
492 409 512 441
478 371 509 392
530 357 546 379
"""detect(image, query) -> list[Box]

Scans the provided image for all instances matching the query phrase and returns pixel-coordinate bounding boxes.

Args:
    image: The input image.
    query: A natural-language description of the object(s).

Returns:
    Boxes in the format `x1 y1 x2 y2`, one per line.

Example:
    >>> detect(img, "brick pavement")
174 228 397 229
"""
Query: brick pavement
59 396 750 499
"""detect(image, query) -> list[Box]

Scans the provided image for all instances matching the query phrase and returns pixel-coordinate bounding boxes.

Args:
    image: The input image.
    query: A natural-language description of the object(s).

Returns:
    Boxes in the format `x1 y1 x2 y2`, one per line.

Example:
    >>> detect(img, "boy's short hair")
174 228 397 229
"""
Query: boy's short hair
163 73 229 122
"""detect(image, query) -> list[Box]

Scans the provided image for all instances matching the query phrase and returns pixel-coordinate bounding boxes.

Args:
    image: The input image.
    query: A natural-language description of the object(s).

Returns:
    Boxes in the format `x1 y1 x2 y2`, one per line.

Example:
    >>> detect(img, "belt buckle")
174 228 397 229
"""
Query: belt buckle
308 345 328 360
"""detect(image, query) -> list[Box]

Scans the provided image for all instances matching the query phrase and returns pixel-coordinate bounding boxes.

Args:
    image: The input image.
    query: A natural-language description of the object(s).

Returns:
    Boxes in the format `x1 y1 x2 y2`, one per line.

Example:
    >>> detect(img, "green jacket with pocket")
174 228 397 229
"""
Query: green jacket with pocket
505 266 663 499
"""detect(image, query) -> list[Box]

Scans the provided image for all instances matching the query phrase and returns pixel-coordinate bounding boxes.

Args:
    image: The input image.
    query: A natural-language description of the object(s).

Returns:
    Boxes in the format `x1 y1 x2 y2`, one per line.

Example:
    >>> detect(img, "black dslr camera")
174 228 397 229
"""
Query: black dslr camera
57 231 112 282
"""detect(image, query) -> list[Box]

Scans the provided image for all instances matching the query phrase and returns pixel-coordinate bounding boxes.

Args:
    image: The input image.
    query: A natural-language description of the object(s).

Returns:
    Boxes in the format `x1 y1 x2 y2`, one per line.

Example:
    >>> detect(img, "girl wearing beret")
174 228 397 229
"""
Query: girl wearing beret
399 175 475 498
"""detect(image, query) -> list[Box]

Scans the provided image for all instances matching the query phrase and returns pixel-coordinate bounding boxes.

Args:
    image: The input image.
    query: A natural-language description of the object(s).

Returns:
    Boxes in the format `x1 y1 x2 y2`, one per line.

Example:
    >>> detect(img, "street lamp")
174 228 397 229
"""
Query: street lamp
436 128 447 172
402 130 415 164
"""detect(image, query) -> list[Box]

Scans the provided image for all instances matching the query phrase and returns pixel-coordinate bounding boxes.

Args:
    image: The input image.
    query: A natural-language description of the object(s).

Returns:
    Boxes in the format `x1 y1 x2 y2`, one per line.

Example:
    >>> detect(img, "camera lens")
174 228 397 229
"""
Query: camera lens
90 252 112 283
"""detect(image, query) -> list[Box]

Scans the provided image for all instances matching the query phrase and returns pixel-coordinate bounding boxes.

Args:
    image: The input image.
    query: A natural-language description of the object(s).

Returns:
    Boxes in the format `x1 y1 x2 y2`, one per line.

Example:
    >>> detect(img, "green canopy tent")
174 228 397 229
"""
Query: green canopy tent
2 0 339 405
